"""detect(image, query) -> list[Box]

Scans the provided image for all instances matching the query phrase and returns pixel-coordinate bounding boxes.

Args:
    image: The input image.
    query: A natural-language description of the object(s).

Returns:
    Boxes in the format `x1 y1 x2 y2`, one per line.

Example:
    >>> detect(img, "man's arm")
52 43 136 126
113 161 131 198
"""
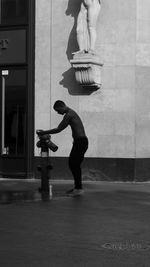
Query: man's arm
40 114 70 135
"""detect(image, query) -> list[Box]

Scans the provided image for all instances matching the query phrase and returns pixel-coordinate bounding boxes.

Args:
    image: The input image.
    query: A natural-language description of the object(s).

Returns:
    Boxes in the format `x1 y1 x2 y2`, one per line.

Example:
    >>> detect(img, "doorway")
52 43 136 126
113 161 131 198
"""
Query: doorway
0 0 35 178
0 68 27 177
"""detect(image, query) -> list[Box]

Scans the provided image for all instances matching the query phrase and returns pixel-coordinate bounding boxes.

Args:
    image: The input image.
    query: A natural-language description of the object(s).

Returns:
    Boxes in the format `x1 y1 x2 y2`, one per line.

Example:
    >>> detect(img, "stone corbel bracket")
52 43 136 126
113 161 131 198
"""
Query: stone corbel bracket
70 53 103 90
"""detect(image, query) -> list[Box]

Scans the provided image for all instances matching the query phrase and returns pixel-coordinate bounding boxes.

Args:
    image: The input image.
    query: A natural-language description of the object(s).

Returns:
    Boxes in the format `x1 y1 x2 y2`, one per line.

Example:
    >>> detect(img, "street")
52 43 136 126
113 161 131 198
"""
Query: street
0 180 150 266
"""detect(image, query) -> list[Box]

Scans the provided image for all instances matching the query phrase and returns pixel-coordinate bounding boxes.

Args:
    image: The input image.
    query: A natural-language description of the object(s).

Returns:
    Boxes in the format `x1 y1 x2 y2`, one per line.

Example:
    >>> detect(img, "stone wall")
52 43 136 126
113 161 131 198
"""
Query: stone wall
135 0 150 157
34 0 150 179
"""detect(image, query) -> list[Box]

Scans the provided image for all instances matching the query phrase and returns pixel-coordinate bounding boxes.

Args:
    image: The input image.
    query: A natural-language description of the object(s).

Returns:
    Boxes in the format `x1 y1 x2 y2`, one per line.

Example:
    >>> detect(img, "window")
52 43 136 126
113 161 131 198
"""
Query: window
0 0 28 25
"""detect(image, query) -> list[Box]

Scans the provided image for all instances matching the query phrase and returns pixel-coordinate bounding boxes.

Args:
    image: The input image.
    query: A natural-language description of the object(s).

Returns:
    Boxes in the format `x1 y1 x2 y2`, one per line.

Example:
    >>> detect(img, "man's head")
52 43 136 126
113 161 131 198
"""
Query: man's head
53 100 68 114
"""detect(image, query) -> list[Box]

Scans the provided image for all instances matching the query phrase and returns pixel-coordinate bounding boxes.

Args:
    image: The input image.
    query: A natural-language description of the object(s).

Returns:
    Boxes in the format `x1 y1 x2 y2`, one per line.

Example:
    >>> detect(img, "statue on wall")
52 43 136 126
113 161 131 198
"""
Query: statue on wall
76 0 101 54
70 0 103 90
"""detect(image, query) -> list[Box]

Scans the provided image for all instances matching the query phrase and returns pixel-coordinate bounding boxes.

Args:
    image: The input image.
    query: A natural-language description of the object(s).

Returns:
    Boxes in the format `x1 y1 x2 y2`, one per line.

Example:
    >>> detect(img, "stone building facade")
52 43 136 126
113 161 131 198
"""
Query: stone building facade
35 0 150 181
0 0 150 180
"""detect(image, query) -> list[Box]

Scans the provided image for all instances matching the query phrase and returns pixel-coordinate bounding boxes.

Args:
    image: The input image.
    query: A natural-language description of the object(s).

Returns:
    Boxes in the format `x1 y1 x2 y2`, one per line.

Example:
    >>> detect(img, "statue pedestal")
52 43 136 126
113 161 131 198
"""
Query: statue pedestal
70 52 103 90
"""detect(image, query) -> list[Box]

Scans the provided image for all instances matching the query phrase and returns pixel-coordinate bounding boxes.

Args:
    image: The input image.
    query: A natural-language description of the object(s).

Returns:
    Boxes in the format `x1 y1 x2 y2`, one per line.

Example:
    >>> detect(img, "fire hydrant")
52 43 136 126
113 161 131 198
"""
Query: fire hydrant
36 130 58 200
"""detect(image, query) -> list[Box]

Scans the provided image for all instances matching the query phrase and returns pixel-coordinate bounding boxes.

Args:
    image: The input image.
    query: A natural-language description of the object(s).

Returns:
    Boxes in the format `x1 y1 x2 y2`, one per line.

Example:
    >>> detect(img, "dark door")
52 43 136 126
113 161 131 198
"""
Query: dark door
0 0 35 178
0 68 27 177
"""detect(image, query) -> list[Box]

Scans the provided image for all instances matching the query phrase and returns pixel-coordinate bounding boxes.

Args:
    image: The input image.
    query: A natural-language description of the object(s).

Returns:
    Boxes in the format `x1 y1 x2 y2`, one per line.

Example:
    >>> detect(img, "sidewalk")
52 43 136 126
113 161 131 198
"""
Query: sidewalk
0 179 150 267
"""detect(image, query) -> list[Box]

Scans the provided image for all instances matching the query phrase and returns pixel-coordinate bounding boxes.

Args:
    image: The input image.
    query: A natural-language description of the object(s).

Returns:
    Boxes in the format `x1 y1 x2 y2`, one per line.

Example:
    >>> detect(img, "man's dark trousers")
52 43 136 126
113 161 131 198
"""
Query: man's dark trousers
69 137 88 189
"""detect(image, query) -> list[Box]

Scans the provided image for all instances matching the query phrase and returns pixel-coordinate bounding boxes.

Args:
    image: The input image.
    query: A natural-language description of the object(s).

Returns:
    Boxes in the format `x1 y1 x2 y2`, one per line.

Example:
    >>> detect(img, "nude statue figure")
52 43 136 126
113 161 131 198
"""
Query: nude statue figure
76 0 101 54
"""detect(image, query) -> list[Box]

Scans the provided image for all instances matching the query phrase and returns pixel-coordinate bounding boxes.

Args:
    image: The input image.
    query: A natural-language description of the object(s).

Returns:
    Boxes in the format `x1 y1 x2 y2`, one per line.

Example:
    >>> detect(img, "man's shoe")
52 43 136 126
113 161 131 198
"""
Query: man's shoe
66 188 75 194
67 189 84 197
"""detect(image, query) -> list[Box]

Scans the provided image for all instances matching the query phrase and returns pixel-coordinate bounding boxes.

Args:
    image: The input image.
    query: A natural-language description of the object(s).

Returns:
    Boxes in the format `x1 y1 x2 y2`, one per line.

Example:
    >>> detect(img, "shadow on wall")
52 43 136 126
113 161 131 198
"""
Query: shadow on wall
65 0 81 60
59 0 94 96
60 68 94 95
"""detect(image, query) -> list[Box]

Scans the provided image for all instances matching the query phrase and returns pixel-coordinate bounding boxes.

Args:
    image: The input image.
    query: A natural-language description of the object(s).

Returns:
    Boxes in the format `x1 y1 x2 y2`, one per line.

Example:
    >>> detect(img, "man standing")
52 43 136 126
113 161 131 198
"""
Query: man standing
39 100 88 196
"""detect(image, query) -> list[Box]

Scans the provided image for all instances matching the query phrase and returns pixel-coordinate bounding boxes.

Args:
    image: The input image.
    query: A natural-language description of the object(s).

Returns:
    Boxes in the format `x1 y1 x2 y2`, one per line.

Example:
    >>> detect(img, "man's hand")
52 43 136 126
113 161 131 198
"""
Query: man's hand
36 129 45 136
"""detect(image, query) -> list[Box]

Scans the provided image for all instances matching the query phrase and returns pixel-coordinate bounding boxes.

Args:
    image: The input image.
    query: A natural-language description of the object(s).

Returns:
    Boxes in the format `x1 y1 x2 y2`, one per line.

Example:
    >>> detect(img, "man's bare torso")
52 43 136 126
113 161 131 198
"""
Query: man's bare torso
64 109 86 140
